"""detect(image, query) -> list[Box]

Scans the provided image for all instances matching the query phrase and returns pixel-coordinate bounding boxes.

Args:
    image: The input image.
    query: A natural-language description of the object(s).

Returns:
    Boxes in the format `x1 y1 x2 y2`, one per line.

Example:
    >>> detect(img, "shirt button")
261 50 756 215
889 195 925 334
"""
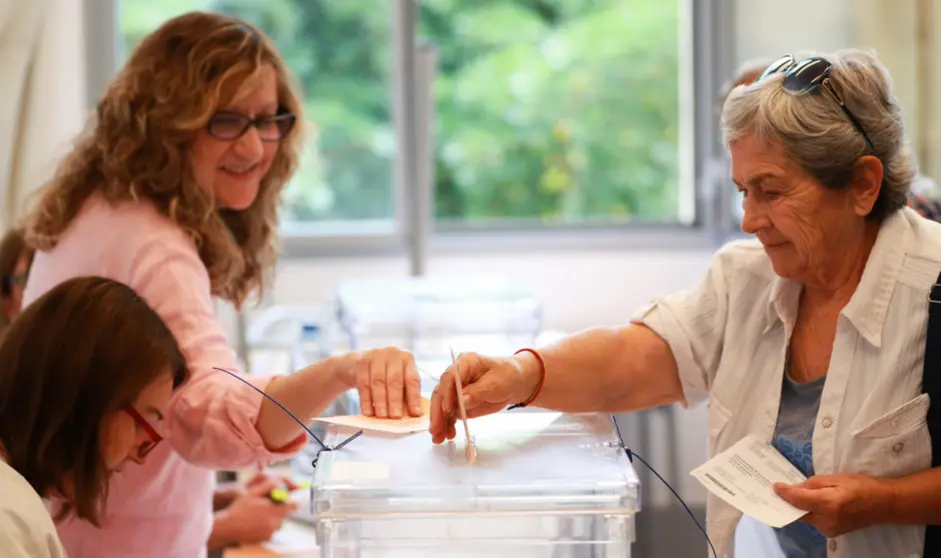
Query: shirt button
894 442 904 453
829 539 838 551
821 416 833 429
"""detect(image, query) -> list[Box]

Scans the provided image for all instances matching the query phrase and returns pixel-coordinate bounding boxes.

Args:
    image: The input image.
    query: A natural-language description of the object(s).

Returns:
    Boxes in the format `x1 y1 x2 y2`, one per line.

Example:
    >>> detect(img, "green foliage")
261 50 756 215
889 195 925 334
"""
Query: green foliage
119 0 680 224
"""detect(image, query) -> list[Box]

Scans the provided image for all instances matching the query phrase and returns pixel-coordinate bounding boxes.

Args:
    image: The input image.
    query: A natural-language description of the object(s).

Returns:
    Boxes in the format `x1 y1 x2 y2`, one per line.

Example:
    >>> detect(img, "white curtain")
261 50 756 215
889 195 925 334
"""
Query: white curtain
0 0 87 230
854 0 941 184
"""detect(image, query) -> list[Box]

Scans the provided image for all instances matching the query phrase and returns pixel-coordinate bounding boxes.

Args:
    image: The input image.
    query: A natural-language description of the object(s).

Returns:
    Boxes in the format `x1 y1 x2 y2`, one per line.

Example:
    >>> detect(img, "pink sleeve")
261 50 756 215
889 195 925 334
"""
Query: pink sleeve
129 236 306 469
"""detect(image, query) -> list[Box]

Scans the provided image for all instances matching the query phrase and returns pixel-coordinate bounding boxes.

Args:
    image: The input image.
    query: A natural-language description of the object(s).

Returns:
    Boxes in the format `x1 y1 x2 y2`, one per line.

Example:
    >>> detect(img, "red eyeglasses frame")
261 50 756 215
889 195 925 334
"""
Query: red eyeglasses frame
122 406 163 458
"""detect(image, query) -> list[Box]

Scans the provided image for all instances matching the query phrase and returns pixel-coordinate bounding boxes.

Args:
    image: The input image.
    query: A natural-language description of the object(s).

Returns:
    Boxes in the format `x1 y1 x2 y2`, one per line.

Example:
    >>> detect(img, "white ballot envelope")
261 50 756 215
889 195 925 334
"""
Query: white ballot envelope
311 398 431 434
690 435 809 528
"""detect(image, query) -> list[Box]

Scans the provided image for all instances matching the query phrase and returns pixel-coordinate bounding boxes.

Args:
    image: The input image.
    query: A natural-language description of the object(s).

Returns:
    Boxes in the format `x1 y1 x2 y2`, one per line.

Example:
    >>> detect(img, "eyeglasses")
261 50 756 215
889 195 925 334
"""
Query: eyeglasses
206 111 297 142
756 54 874 150
122 406 162 459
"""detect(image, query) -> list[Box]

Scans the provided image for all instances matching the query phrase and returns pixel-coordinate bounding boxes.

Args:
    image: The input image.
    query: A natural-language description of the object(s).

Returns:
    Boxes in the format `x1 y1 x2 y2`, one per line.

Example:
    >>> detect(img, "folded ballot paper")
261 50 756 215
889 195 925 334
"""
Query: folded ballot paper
311 397 432 435
690 435 809 528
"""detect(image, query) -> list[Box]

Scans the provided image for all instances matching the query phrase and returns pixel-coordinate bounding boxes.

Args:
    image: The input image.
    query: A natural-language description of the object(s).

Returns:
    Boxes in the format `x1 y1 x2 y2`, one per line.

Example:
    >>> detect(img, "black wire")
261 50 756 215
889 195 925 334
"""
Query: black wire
610 415 718 558
213 367 363 467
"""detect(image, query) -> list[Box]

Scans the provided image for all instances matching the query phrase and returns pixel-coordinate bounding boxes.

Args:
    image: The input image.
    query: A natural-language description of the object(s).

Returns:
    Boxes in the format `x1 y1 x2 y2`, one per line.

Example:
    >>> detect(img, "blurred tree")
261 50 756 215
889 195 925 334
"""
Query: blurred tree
119 0 679 225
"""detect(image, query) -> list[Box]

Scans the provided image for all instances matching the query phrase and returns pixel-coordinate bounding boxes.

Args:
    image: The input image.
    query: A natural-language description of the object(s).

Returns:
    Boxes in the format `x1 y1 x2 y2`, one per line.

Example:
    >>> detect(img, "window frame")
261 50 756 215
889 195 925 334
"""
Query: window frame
87 0 737 261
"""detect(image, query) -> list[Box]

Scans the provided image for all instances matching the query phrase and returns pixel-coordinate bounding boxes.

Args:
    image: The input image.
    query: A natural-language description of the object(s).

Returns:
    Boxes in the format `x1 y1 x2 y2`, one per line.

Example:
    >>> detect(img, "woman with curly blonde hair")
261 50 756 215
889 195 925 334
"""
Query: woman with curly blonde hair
22 11 422 558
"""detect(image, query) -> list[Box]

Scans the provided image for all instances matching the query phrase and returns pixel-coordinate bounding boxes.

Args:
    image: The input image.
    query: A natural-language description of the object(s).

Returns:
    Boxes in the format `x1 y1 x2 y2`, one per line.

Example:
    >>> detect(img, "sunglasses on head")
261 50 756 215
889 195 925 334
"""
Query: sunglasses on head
756 54 874 150
206 111 297 142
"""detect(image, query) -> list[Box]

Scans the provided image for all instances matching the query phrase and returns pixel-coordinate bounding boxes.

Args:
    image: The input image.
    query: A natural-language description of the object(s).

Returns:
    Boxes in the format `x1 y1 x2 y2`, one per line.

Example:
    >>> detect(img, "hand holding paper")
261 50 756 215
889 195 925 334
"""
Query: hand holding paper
772 473 894 538
691 435 809 528
311 398 432 434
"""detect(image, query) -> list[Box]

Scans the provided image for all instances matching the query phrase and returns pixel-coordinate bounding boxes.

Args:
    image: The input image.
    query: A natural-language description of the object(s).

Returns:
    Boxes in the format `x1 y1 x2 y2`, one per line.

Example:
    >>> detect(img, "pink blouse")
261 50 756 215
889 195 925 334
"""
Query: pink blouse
23 194 306 558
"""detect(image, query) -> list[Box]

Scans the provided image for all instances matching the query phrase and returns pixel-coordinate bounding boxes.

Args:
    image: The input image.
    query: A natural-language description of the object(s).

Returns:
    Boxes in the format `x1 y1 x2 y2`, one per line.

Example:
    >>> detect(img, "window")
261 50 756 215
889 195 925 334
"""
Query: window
421 1 687 227
107 0 721 252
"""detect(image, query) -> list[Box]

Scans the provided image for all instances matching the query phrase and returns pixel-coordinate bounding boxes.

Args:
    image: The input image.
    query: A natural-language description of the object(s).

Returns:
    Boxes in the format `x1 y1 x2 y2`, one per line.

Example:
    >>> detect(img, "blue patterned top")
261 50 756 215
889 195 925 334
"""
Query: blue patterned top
909 194 941 222
771 371 828 557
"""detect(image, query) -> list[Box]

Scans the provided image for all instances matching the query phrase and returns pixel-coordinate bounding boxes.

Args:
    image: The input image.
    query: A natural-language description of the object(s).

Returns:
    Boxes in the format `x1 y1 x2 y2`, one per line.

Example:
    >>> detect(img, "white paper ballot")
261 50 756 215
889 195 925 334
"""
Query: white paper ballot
260 520 320 554
690 435 809 528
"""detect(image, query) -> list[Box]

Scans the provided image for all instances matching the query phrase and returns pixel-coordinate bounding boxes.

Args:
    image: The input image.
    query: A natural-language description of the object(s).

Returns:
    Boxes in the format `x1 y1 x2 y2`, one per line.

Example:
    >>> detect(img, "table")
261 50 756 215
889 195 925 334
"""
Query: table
222 520 320 558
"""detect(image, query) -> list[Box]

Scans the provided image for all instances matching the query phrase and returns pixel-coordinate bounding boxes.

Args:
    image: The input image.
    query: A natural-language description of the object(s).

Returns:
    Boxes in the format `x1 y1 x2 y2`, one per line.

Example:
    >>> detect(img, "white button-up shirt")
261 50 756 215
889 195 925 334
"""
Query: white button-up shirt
633 207 941 558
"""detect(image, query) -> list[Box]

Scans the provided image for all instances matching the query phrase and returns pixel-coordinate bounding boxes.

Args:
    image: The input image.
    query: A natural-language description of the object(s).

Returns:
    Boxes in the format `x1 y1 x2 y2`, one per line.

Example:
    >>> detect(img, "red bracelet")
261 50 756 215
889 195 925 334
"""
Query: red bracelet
509 348 546 409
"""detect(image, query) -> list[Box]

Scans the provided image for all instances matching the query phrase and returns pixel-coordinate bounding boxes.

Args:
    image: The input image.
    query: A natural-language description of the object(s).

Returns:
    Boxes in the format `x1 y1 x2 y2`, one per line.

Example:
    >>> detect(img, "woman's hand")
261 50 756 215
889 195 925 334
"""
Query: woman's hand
429 352 542 444
209 472 301 549
210 491 297 549
773 474 895 538
259 347 422 449
214 472 298 511
345 347 423 419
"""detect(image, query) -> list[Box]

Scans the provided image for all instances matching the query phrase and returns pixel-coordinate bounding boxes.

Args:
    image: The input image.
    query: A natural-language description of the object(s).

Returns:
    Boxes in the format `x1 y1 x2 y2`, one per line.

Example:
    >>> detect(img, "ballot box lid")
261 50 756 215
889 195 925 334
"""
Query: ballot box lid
310 411 640 520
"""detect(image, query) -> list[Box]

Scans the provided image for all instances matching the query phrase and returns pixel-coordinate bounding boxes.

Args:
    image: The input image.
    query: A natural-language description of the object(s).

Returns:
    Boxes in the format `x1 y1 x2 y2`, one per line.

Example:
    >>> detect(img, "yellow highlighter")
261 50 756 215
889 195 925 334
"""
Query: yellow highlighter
268 480 308 504
268 487 290 504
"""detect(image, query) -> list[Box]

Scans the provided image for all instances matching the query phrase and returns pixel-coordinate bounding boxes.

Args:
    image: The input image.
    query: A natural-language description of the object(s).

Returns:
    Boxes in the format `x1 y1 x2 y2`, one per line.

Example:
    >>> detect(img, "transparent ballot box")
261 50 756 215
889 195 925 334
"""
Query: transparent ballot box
310 411 640 557
334 276 543 361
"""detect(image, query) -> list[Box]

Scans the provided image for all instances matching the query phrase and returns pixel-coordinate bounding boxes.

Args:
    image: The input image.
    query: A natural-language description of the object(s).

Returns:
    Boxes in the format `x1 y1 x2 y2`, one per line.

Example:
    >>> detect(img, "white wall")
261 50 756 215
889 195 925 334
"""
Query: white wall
735 0 856 62
0 0 87 228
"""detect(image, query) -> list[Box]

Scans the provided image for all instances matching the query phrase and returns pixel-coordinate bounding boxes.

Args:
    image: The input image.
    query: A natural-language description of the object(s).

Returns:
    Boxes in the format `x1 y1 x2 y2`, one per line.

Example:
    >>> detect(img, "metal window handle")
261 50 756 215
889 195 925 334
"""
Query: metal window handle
392 0 436 278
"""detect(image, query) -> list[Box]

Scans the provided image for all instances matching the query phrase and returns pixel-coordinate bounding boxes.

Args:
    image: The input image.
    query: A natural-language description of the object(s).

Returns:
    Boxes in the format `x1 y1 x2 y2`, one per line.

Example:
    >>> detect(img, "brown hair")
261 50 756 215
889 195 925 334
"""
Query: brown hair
24 11 304 307
0 276 188 525
0 226 35 330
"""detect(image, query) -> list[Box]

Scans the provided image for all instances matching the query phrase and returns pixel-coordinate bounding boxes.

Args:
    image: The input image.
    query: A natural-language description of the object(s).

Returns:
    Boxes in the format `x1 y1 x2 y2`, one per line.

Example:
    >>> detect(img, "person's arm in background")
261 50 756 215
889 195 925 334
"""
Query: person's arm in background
431 243 735 441
207 477 298 551
208 496 296 551
131 235 421 468
212 486 241 512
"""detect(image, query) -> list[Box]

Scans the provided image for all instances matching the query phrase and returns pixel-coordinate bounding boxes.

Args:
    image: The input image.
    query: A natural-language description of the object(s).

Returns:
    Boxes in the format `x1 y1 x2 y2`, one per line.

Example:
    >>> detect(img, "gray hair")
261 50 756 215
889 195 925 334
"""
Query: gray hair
721 49 914 221
718 57 775 103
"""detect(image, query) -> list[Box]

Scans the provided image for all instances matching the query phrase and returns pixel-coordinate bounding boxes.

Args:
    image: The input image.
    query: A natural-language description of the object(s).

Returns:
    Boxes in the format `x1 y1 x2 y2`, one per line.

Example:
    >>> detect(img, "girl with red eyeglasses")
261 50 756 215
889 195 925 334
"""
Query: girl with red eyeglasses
0 276 188 558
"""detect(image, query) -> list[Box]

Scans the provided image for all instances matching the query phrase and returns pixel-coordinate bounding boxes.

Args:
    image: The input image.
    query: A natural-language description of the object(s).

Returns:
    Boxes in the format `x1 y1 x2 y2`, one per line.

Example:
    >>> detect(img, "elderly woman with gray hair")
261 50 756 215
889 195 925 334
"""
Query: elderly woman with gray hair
428 49 941 558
